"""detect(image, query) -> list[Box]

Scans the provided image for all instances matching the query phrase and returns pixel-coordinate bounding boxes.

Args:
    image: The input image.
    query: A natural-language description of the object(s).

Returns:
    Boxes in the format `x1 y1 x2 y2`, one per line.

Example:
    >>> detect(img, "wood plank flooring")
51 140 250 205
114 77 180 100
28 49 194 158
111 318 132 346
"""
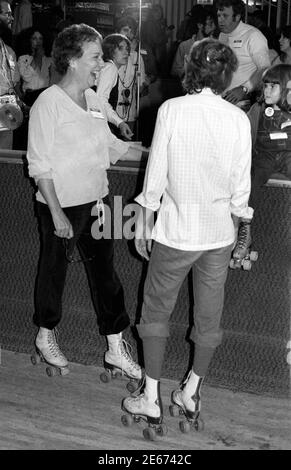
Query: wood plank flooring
0 350 290 451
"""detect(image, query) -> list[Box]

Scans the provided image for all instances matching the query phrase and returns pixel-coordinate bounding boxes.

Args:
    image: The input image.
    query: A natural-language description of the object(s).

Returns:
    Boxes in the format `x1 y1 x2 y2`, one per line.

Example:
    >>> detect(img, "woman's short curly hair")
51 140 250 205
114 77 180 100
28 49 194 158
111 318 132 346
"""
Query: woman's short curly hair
183 38 238 95
215 0 245 18
115 15 137 35
258 64 291 112
52 23 102 75
102 33 131 62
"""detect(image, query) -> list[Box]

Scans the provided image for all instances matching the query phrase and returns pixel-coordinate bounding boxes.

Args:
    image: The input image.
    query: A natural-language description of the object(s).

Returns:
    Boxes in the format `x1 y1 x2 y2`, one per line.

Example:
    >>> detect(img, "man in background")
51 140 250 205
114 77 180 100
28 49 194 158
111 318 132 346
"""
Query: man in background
0 1 20 149
217 0 270 110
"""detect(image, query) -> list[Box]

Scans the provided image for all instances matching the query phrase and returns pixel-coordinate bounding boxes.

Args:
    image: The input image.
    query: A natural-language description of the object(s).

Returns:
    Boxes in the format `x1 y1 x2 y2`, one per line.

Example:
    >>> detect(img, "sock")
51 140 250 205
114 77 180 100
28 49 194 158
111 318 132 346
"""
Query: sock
106 332 122 354
142 336 167 380
193 345 215 377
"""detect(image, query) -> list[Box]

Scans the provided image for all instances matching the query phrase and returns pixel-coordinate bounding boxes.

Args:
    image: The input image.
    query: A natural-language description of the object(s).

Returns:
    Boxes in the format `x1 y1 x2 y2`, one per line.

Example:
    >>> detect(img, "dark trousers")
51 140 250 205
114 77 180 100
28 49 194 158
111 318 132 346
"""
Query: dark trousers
34 199 130 335
250 151 291 208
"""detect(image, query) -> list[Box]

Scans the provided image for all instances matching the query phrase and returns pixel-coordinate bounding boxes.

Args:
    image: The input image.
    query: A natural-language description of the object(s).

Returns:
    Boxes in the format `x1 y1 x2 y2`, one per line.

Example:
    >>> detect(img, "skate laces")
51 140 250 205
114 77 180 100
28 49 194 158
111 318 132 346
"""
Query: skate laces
126 393 161 417
236 222 251 249
47 329 66 359
120 339 140 372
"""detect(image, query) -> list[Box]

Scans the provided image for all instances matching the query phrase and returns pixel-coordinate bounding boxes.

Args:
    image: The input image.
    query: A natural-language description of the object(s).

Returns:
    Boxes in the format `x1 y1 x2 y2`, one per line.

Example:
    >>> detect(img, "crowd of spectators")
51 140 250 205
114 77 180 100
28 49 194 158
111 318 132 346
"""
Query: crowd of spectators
0 0 289 150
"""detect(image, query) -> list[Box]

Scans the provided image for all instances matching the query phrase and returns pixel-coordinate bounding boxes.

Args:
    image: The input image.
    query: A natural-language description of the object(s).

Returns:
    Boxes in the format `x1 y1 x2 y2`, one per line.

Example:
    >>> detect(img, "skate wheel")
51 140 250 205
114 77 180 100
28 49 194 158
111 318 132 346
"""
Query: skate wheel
250 251 258 262
31 354 41 366
179 420 191 434
169 404 180 417
193 417 205 432
143 427 157 441
121 414 133 427
242 259 252 271
100 371 111 383
46 366 57 377
127 380 138 394
60 367 69 376
156 423 168 437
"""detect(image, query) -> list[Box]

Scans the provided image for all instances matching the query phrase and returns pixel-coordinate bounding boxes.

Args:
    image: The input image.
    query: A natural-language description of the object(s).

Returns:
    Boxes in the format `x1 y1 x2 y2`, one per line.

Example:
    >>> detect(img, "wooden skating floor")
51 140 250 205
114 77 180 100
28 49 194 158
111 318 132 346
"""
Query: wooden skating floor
0 350 290 451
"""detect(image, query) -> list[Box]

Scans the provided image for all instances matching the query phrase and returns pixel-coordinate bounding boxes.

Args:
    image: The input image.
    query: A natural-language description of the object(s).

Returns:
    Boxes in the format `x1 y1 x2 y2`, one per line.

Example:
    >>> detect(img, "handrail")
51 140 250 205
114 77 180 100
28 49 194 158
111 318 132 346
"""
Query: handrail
0 149 145 173
1 150 290 187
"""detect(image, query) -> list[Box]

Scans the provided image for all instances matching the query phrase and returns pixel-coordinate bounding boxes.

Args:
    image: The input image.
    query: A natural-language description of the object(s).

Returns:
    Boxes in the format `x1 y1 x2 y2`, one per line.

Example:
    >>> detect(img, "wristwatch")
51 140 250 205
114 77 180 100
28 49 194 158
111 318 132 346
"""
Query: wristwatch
241 85 249 95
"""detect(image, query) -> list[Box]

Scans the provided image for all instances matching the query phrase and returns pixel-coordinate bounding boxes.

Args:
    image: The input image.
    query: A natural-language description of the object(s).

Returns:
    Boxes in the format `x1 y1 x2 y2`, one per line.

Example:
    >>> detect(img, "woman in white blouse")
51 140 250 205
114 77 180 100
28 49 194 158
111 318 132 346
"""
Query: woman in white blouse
17 28 52 106
96 33 133 140
27 24 145 381
97 32 146 140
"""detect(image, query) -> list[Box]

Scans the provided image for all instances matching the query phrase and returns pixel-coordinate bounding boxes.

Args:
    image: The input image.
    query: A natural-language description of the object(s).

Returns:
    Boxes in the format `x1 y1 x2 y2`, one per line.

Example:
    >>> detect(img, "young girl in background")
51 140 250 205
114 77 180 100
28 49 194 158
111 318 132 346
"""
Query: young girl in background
233 64 291 260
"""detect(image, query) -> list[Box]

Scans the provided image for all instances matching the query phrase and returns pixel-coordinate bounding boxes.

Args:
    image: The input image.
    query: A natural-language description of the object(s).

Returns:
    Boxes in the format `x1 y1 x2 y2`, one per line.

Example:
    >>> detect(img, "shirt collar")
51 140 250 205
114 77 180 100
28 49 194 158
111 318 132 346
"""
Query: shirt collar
194 88 221 97
226 20 243 37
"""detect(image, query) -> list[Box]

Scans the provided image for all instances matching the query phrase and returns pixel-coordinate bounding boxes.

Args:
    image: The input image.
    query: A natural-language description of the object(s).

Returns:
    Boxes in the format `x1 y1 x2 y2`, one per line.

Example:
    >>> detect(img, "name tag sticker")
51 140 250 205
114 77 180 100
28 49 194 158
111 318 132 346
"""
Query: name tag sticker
269 132 288 140
281 120 291 129
233 39 243 48
90 109 105 119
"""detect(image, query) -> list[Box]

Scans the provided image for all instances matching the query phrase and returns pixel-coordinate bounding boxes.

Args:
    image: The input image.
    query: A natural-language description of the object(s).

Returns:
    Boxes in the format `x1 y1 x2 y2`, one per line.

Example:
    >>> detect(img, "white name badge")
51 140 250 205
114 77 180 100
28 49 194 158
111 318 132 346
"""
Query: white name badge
89 109 105 119
269 132 288 140
232 39 243 48
281 120 291 129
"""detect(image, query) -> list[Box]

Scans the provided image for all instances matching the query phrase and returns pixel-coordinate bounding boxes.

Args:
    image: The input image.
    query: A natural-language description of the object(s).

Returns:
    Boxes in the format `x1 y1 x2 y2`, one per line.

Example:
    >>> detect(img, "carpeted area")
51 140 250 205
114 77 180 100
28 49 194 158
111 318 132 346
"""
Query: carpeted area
0 161 290 398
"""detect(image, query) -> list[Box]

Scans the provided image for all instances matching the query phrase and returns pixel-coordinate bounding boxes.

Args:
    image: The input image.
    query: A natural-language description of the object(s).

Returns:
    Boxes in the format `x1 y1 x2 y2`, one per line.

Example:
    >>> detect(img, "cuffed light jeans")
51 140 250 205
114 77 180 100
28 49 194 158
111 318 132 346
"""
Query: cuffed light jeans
137 241 232 350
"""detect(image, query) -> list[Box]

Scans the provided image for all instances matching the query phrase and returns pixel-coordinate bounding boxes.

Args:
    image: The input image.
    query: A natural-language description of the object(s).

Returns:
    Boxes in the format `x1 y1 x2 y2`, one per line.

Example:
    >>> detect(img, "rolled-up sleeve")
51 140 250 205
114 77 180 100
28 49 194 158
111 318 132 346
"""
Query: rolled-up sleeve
244 32 271 91
135 103 169 211
27 96 55 181
230 114 254 219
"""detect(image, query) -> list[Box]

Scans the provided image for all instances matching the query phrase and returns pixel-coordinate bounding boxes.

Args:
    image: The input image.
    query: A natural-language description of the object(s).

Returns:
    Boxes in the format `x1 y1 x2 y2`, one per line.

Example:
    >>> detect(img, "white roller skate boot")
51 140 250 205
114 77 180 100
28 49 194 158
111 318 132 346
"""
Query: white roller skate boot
122 377 167 441
170 370 205 433
100 333 142 392
32 327 69 376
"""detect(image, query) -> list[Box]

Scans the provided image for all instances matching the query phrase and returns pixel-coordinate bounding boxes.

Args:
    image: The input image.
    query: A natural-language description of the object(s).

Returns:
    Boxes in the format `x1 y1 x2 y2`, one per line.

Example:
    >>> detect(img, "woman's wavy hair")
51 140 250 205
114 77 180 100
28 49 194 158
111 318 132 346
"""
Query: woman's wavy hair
183 38 238 95
115 15 137 35
102 33 130 62
52 23 102 75
16 27 51 57
258 64 291 112
279 25 291 63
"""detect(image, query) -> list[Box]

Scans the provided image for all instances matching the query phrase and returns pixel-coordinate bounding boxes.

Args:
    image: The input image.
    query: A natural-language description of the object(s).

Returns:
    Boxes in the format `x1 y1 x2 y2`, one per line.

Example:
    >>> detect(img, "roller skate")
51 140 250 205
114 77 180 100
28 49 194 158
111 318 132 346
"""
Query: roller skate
169 372 205 433
229 219 258 271
100 333 142 393
121 382 167 441
31 327 69 377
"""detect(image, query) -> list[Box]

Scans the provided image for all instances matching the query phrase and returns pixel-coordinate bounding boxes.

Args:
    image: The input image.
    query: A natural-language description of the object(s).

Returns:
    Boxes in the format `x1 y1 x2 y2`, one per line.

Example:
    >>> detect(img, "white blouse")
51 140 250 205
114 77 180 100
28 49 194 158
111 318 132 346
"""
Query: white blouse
27 85 130 207
18 55 52 92
136 89 253 251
